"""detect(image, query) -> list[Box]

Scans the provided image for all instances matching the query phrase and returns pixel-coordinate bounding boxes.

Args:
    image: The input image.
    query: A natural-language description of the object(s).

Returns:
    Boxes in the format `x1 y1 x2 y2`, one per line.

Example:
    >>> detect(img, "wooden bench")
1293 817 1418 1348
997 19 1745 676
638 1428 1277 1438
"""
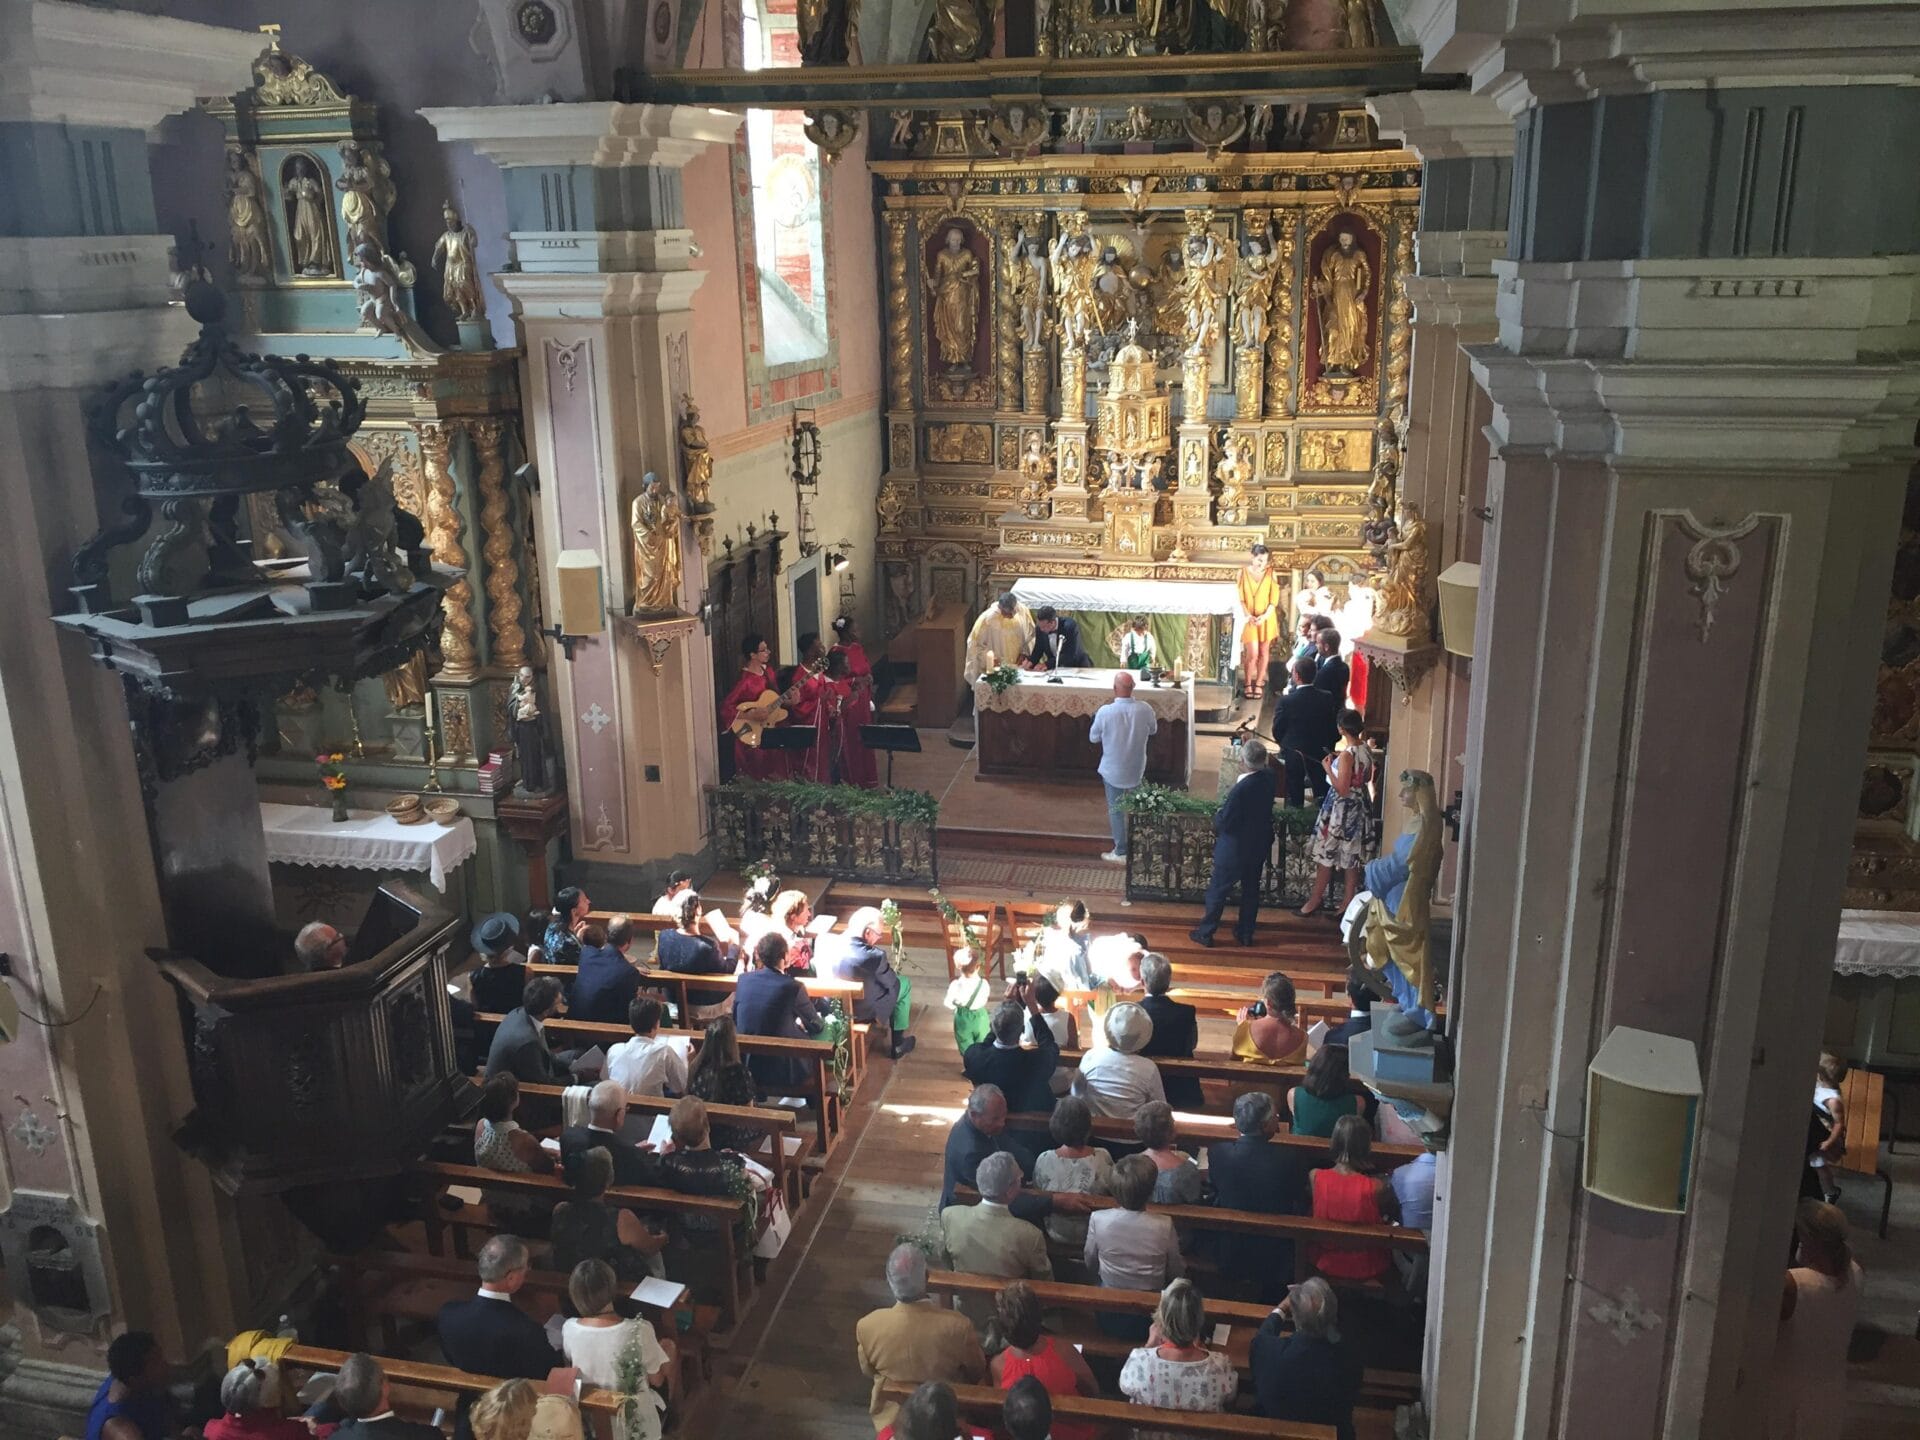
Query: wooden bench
521 965 873 1079
320 1249 715 1391
1838 1067 1895 1238
506 1080 815 1209
920 1270 1420 1408
415 1159 753 1331
472 1012 843 1157
1003 1111 1424 1170
948 1186 1426 1284
879 1378 1337 1440
277 1343 624 1440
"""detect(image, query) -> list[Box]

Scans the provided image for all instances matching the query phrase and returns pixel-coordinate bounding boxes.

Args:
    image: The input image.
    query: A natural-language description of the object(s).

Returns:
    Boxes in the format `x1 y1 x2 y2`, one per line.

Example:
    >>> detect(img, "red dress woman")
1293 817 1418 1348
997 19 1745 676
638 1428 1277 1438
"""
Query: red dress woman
785 631 836 783
830 615 880 788
719 632 790 781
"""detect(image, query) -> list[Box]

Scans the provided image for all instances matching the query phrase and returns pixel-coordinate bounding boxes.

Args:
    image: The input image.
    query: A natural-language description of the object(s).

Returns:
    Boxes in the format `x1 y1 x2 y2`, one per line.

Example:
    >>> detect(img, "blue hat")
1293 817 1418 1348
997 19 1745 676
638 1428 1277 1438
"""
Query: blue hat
471 911 520 957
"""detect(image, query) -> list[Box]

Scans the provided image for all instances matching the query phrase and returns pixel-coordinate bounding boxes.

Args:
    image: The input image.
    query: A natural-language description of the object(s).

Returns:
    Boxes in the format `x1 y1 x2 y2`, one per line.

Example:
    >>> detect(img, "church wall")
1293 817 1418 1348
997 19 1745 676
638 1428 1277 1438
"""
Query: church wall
683 123 886 647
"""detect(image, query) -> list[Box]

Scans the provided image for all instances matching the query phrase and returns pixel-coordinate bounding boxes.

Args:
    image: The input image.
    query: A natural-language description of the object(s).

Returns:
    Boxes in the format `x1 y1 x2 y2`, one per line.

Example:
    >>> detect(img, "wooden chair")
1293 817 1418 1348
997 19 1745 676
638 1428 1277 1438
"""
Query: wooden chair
1838 1067 1895 1238
937 899 1004 980
1000 901 1057 972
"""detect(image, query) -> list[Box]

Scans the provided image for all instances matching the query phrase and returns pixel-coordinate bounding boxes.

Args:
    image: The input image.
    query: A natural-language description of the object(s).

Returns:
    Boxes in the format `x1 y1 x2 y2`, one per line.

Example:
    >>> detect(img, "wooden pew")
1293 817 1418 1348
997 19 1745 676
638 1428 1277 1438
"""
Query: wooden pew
415 1160 752 1331
1838 1067 1895 1238
879 1378 1336 1440
947 1186 1426 1283
277 1344 624 1440
507 1080 814 1210
920 1270 1420 1408
320 1249 714 1390
472 1012 842 1157
521 965 873 1080
1003 1111 1424 1170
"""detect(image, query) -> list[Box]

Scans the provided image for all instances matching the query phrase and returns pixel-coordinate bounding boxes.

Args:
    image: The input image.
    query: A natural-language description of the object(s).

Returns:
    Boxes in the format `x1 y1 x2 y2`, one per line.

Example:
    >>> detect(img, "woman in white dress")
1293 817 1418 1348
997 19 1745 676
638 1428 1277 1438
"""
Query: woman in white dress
1770 1201 1862 1440
560 1259 672 1440
1119 1278 1238 1440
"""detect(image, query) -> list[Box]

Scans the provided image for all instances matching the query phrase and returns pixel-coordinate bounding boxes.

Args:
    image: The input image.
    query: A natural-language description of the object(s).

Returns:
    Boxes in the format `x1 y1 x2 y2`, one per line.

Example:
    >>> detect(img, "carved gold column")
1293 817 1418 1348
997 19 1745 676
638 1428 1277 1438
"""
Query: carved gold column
472 416 526 671
1264 213 1297 418
1383 212 1416 430
1236 207 1271 422
885 210 914 412
1051 345 1091 519
995 214 1020 414
417 420 478 680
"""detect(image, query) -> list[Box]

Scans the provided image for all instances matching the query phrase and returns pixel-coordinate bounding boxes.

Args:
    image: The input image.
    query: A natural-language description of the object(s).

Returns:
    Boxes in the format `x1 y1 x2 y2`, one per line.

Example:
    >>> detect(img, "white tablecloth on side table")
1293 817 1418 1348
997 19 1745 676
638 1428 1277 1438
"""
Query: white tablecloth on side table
972 667 1196 783
1834 909 1920 978
261 802 478 892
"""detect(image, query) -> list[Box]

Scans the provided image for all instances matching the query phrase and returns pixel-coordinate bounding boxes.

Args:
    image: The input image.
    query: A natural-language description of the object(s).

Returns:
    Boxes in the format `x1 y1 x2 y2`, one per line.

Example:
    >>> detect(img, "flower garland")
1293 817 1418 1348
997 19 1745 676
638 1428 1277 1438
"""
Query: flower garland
724 778 938 825
928 888 986 964
817 996 853 1106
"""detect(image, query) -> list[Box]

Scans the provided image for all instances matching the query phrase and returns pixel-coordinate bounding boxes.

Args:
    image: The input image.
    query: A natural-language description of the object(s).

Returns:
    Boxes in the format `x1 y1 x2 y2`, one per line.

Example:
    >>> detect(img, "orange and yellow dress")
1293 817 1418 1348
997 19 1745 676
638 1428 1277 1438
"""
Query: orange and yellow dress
1236 566 1281 645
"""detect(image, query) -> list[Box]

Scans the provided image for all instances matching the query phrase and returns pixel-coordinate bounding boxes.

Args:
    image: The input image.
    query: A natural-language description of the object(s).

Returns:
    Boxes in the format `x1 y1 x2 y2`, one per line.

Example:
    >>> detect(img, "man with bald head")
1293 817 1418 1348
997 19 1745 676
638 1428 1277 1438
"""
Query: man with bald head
940 1085 1091 1226
855 1243 986 1432
559 1079 660 1186
1089 668 1158 863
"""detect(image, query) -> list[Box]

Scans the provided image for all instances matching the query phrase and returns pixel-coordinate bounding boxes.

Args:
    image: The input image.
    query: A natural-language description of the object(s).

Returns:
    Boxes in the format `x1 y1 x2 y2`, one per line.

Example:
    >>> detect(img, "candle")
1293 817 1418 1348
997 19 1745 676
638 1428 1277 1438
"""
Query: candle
425 687 436 733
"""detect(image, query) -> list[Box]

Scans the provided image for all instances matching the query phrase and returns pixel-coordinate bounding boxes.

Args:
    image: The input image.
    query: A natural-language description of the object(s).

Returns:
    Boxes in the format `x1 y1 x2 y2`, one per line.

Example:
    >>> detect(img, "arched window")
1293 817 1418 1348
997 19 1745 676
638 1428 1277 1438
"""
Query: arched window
729 0 840 417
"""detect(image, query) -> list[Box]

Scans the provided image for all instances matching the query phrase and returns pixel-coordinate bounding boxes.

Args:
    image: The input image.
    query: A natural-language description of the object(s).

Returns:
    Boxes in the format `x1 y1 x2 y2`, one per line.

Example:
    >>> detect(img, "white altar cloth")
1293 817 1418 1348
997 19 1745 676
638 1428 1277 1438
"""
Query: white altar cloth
1834 909 1920 978
261 802 477 892
1010 576 1237 616
973 667 1195 781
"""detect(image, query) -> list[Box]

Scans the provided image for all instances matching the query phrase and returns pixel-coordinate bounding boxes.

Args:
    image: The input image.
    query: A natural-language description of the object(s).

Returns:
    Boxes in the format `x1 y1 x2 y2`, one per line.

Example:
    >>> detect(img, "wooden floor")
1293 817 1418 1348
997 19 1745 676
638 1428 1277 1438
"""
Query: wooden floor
698 991 964 1440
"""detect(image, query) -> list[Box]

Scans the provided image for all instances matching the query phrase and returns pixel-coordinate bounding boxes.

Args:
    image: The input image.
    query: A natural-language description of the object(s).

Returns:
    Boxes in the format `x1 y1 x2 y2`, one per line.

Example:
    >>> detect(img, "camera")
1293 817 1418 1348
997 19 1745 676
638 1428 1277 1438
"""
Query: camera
1248 1000 1267 1018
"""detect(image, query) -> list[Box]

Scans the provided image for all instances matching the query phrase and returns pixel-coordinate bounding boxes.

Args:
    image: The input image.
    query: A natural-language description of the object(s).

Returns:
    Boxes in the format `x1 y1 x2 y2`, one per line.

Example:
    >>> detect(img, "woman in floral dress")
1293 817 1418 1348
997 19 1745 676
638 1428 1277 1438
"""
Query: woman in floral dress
1300 708 1374 917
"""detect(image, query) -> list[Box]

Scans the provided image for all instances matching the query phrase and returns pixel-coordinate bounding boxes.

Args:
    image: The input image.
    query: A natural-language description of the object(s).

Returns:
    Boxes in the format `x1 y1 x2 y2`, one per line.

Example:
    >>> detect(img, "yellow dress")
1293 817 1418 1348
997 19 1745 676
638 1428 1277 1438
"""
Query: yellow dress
1236 568 1281 645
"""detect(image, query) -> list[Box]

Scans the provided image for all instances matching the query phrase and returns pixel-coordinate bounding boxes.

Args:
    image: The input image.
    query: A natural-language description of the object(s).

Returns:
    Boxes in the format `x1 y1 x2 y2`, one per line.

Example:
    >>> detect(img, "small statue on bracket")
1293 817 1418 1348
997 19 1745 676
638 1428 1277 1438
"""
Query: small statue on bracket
678 396 716 515
507 665 552 796
630 470 684 615
431 201 482 323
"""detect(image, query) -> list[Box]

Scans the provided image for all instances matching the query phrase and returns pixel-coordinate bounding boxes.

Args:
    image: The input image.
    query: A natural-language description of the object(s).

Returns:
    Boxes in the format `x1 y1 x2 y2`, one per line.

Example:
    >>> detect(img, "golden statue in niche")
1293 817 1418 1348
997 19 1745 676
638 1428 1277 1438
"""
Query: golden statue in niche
925 226 981 371
928 0 987 61
1313 229 1372 374
630 470 683 614
283 156 334 276
678 396 715 514
225 151 271 278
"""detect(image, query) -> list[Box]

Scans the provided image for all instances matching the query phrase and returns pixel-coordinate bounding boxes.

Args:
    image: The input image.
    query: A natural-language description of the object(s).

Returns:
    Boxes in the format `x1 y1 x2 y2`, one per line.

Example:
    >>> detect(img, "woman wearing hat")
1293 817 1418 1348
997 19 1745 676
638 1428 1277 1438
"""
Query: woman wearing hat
469 912 528 1015
1075 1002 1166 1118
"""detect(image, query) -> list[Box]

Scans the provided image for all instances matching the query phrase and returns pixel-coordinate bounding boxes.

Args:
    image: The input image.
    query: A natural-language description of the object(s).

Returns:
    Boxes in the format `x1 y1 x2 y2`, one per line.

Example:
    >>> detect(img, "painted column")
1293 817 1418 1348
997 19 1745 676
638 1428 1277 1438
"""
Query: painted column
0 0 267 1418
1365 92 1511 900
421 104 743 899
1394 5 1920 1435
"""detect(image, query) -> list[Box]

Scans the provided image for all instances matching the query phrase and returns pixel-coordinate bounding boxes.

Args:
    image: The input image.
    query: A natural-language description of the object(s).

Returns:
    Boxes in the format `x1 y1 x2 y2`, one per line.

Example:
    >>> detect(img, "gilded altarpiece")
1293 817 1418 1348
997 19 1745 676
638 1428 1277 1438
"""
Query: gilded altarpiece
205 39 538 916
871 148 1419 646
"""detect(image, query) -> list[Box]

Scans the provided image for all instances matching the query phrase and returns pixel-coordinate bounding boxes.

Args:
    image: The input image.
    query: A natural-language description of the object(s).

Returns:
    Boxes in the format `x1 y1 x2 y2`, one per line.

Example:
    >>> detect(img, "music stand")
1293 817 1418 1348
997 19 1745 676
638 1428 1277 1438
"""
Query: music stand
758 724 821 781
860 724 922 789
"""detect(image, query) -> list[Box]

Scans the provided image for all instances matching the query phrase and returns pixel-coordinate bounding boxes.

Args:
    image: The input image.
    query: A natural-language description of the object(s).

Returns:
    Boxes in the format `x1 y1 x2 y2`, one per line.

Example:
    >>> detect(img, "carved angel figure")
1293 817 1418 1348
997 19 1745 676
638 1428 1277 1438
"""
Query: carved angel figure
1231 233 1279 351
630 471 684 614
225 152 271 278
335 139 391 251
342 456 413 595
1049 230 1101 350
1177 227 1227 356
1374 501 1432 639
678 396 715 514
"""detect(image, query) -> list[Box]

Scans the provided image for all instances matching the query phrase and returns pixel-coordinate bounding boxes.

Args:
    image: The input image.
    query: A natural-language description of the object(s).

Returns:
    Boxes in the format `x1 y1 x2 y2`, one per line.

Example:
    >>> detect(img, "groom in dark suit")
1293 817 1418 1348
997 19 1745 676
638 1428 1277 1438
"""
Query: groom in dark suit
1023 606 1091 670
1190 739 1279 947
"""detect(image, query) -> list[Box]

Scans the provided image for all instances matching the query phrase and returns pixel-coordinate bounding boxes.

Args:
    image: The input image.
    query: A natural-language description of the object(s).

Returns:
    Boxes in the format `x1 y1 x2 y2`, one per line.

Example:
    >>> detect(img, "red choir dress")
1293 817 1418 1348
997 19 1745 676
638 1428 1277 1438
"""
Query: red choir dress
786 667 835 783
832 642 880 788
720 664 789 780
1347 648 1371 715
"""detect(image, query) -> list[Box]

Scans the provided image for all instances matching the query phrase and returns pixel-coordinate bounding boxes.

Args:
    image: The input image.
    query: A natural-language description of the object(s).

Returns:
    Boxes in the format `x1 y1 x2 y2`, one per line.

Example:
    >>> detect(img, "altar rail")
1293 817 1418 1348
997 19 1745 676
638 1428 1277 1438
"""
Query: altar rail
706 781 938 885
1123 797 1316 907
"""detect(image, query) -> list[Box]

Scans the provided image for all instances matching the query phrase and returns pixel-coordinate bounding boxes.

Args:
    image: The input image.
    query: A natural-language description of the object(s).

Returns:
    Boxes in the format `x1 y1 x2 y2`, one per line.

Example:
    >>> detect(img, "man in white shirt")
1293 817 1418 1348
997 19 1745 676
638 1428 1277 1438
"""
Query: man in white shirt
1074 1002 1166 1117
651 869 695 919
607 994 687 1097
1087 670 1157 863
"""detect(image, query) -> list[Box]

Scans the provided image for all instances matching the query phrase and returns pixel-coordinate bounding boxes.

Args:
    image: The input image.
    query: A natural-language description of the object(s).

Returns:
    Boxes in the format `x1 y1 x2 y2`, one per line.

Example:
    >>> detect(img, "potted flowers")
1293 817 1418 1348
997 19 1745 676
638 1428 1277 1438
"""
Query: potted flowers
317 751 349 821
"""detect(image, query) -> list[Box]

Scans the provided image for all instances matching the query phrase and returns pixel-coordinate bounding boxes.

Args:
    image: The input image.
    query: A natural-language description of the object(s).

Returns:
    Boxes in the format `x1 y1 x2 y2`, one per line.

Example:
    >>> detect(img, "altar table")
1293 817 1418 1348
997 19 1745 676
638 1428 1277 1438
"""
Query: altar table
261 802 477 892
973 668 1194 786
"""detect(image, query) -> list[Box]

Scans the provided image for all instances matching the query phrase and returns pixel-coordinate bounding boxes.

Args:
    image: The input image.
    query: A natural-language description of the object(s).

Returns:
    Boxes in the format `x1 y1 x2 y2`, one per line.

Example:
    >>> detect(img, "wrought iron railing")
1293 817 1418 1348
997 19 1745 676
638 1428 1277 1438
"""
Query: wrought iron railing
706 781 939 885
1122 798 1317 906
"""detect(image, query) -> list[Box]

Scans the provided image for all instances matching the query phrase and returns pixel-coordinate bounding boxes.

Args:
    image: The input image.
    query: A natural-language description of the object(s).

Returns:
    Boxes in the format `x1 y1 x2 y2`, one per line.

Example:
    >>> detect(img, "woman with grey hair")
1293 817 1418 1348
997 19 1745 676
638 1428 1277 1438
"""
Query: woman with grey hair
1136 1102 1202 1205
1117 1278 1237 1436
1250 1276 1364 1440
202 1358 305 1440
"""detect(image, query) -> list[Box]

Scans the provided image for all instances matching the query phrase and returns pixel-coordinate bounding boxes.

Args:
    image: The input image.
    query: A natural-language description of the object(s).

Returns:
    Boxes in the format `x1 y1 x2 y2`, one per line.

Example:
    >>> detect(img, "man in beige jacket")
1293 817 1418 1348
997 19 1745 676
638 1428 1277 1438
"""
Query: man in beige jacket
855 1244 987 1431
940 1150 1054 1284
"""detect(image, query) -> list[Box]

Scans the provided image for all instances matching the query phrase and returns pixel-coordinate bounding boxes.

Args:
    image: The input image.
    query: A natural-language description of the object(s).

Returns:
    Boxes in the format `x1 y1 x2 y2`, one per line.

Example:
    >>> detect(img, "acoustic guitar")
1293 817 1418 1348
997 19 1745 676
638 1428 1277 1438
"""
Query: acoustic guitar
729 690 789 748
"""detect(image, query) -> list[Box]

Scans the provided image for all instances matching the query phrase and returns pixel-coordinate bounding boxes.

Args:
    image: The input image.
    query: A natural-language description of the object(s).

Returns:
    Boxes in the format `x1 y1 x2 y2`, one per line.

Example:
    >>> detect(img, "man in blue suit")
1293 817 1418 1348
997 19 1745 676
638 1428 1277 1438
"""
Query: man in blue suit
1190 739 1278 947
733 932 824 1092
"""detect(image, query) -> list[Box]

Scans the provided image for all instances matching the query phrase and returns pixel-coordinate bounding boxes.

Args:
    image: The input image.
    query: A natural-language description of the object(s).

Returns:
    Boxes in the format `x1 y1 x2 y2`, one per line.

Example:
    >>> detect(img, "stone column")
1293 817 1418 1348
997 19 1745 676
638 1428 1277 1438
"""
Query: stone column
1365 92 1511 901
421 103 742 900
0 0 266 1417
1396 8 1920 1436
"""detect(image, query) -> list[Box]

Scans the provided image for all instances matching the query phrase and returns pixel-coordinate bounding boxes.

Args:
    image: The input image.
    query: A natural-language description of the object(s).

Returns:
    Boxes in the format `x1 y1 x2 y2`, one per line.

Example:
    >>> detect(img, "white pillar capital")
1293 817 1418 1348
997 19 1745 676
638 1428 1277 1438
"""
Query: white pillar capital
494 267 709 320
1402 0 1920 114
1404 269 1500 332
419 101 742 170
0 0 260 133
1367 91 1513 160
